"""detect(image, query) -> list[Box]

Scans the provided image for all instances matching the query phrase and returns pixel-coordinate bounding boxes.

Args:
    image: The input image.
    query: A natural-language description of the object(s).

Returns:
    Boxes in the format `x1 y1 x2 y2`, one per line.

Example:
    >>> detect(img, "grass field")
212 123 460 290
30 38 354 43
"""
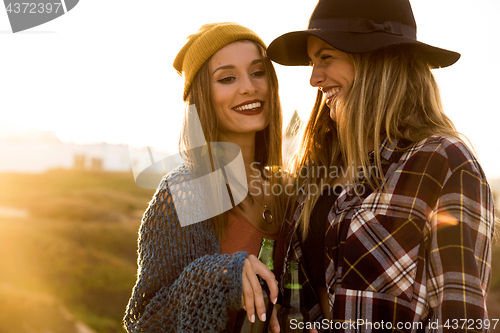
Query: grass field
0 169 155 333
0 169 498 332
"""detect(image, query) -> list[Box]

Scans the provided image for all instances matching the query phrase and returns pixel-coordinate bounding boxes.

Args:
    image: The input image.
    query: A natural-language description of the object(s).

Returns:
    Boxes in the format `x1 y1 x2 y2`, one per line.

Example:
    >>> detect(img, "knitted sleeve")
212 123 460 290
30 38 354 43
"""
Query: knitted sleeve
123 166 247 332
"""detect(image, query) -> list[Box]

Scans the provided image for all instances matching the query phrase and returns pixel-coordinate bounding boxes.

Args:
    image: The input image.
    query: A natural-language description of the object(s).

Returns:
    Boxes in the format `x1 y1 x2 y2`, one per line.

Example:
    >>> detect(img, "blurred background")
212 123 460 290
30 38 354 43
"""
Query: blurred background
1 0 499 332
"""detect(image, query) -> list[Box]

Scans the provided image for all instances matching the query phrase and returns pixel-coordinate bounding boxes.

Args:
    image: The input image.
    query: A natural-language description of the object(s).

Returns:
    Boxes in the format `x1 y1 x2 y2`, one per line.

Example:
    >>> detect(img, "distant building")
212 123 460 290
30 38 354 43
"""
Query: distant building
0 128 174 174
2 128 62 145
73 155 85 170
91 157 103 171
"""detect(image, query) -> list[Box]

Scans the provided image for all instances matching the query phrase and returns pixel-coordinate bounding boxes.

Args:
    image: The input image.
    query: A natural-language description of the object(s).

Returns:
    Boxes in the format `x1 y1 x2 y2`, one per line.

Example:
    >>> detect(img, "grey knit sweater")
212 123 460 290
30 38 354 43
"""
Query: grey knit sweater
124 164 247 332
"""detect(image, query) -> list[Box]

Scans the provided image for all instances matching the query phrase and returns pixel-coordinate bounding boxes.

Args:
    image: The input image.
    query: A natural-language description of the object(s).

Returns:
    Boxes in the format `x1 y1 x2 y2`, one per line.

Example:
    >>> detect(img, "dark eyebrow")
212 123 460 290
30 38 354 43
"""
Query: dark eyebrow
212 65 234 75
212 59 263 75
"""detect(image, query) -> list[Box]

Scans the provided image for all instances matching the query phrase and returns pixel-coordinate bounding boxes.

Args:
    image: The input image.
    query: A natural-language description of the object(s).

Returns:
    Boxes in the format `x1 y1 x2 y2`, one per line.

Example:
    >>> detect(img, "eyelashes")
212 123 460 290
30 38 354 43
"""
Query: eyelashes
217 77 236 84
310 52 340 66
217 70 266 84
252 70 266 78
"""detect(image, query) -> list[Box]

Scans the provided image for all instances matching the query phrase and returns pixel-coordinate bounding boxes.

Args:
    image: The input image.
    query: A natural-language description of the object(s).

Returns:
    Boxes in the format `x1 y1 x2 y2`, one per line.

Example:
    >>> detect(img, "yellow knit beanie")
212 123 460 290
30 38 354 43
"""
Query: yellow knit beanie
173 22 267 101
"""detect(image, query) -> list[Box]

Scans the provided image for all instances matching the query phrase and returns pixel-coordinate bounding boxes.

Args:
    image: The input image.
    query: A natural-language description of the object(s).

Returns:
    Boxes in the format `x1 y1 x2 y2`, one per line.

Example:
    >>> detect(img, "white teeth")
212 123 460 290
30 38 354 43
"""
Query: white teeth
233 102 261 111
324 88 340 99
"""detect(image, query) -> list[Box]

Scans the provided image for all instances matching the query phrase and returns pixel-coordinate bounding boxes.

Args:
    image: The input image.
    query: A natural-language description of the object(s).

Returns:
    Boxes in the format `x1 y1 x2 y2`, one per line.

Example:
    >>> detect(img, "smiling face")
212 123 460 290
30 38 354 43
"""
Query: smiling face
307 36 355 121
209 40 269 141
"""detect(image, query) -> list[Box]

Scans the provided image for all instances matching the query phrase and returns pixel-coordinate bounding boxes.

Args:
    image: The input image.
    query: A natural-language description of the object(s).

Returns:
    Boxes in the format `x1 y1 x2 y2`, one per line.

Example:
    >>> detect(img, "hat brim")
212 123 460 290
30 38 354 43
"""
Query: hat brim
267 29 460 69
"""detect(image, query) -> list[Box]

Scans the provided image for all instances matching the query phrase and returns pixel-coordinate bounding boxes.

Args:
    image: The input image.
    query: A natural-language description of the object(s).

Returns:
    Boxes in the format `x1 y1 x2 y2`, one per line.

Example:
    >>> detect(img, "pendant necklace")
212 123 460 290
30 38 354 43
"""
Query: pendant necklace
251 178 273 224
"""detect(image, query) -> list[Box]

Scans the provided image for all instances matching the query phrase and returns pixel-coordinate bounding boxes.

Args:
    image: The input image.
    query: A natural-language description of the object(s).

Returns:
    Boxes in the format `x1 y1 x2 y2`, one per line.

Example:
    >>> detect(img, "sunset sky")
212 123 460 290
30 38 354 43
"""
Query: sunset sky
1 0 499 178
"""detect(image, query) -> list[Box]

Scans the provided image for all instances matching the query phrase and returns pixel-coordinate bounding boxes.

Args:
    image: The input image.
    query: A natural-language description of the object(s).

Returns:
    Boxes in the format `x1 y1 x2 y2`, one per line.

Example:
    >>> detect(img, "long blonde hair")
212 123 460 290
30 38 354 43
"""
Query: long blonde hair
292 46 461 239
179 40 285 240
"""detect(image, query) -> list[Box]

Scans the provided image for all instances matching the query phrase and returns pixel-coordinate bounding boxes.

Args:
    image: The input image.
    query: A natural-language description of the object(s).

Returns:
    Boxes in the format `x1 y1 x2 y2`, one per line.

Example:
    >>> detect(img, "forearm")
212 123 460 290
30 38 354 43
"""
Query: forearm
125 251 247 332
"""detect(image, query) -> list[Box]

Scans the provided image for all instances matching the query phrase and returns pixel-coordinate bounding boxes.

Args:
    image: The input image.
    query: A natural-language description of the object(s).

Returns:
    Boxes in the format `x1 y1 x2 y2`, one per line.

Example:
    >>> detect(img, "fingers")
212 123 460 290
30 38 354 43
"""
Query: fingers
241 262 256 323
245 257 267 322
262 272 279 307
269 304 280 333
247 255 279 305
241 255 278 323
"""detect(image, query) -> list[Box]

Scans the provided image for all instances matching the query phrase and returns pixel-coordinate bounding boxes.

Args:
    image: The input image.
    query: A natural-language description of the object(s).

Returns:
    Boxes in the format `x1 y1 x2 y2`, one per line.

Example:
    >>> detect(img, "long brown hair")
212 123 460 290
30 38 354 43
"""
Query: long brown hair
291 46 461 240
179 40 285 240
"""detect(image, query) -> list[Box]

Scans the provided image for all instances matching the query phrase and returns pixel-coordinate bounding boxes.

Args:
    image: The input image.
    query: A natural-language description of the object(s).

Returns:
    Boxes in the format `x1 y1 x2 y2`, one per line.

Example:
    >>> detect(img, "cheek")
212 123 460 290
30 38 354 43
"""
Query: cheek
211 86 230 109
346 63 355 86
257 78 269 96
210 93 225 123
210 83 220 106
263 81 270 95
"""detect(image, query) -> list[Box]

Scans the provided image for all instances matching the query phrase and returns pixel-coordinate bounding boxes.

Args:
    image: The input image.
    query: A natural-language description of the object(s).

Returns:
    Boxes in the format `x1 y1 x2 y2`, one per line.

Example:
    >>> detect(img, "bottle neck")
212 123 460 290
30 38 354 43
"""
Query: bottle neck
258 238 276 271
283 268 303 308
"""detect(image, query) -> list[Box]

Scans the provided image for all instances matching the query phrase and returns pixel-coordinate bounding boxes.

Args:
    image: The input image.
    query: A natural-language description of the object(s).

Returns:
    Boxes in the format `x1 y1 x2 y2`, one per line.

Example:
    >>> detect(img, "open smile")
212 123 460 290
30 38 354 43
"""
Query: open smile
323 87 341 107
232 100 264 115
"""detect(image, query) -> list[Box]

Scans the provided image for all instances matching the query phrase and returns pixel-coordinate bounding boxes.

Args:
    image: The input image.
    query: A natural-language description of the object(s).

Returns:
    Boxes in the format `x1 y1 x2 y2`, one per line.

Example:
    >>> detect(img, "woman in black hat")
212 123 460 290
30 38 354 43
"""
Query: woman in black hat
267 0 495 331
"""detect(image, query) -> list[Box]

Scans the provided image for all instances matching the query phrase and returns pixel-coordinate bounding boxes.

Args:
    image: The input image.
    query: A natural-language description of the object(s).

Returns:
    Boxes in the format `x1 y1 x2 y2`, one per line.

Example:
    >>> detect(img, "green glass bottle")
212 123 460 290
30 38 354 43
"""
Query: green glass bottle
278 261 310 332
233 238 276 333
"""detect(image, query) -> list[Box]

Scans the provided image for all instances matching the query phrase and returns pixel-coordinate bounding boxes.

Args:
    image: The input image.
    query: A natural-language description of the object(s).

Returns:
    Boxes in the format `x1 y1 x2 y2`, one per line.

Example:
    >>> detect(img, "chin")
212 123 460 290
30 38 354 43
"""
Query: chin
249 125 268 133
249 117 269 131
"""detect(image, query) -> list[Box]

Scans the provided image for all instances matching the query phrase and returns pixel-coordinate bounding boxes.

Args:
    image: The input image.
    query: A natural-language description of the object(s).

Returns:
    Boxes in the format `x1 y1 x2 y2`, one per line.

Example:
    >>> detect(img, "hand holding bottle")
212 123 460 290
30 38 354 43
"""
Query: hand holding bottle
241 254 279 323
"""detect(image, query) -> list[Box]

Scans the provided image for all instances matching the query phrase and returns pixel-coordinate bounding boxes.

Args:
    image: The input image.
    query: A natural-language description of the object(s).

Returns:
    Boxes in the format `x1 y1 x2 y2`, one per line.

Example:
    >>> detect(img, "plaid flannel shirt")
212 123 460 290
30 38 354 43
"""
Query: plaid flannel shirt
284 136 495 332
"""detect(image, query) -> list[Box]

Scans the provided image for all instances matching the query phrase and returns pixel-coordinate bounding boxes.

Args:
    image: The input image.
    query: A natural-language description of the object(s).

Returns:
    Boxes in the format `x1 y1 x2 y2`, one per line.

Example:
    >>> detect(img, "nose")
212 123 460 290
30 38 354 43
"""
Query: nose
239 73 258 94
309 65 325 88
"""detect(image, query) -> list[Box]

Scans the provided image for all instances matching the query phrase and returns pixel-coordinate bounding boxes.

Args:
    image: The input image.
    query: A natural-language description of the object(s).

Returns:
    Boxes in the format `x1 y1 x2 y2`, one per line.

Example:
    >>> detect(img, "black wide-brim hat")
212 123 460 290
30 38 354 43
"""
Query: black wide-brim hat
267 0 460 68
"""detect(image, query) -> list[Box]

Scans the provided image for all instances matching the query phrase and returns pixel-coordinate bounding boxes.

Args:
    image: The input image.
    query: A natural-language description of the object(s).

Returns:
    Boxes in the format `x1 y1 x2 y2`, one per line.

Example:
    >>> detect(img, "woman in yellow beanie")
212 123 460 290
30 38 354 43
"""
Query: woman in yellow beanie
124 22 287 332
